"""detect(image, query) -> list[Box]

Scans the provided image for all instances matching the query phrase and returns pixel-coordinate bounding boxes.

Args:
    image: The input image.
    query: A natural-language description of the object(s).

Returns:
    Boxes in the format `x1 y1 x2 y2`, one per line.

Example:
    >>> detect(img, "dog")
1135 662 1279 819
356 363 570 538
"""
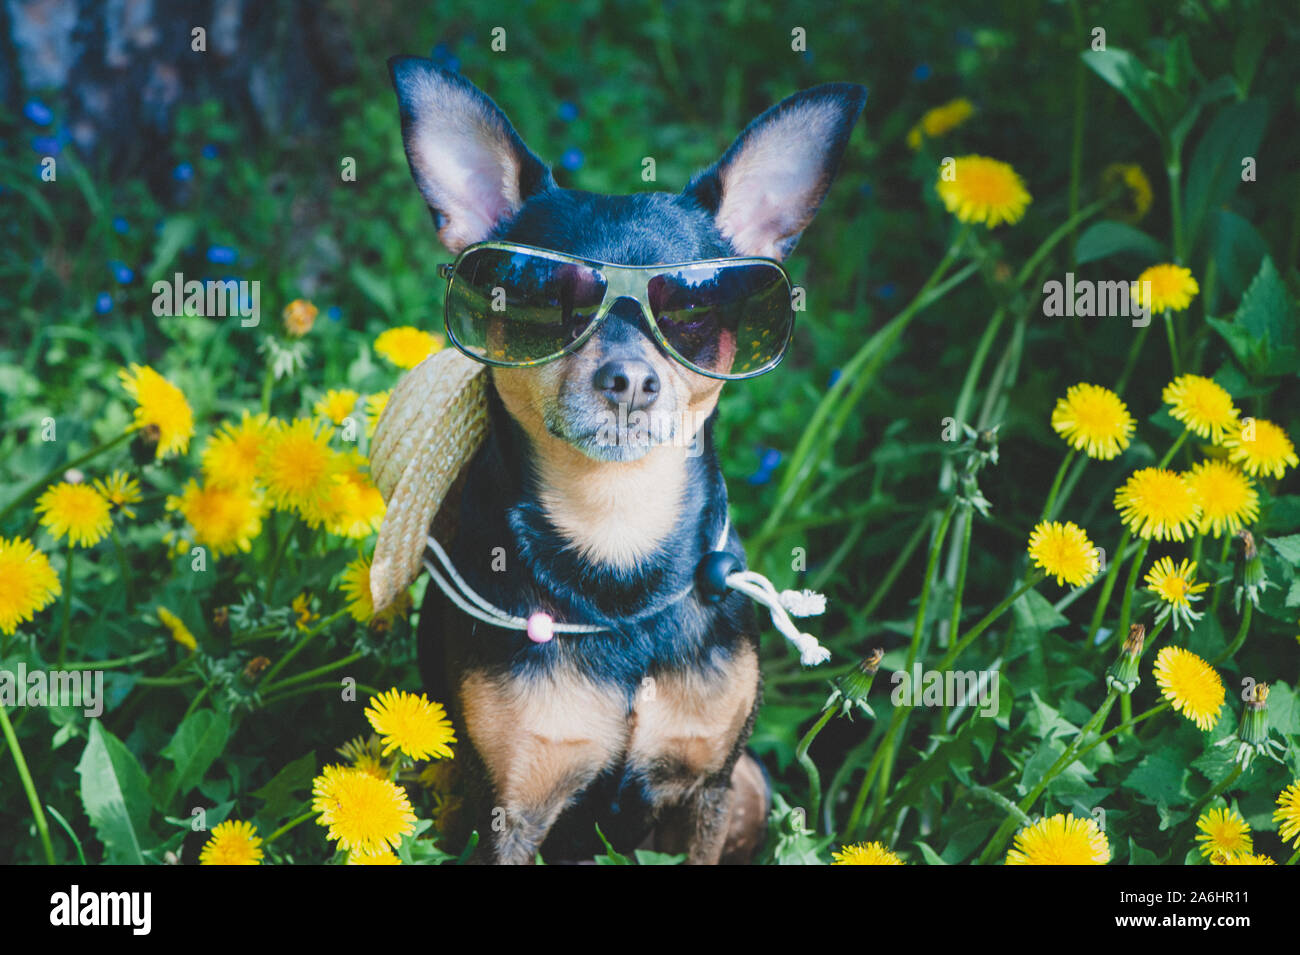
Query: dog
387 55 865 864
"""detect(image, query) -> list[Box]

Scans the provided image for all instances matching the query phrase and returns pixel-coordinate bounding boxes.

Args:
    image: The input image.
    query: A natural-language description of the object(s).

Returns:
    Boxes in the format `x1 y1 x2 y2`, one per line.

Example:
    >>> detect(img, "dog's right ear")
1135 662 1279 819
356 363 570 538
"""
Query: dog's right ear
388 56 555 253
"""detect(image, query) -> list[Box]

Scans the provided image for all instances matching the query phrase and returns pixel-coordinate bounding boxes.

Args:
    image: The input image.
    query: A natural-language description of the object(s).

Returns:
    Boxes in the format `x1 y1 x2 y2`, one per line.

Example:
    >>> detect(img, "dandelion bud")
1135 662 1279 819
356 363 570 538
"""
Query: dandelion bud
1235 530 1270 612
826 649 882 718
1216 681 1286 769
1106 623 1144 694
282 298 318 338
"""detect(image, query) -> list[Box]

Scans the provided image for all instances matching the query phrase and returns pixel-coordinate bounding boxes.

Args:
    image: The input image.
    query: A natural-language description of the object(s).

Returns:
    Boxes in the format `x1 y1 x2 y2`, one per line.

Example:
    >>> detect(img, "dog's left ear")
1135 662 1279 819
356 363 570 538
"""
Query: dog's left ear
684 84 867 260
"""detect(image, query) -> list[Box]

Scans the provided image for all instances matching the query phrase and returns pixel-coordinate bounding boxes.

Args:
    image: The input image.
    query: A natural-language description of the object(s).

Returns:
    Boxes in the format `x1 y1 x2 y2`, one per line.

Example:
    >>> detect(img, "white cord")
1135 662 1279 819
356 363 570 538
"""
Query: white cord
421 515 830 664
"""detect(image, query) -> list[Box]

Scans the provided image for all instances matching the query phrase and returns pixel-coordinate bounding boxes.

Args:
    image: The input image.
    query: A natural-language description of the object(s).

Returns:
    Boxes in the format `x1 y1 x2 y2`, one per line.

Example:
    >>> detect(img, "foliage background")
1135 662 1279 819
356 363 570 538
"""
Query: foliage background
1 0 1298 864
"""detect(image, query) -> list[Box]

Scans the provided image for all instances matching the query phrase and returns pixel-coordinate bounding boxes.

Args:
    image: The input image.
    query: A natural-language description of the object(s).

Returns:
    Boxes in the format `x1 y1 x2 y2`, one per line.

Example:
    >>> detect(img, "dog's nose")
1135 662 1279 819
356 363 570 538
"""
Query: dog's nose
593 359 659 411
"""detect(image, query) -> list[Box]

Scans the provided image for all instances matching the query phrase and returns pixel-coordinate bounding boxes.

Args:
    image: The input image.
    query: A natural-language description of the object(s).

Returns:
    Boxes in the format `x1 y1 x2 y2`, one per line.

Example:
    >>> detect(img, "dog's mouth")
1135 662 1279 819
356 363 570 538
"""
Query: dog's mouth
544 403 683 462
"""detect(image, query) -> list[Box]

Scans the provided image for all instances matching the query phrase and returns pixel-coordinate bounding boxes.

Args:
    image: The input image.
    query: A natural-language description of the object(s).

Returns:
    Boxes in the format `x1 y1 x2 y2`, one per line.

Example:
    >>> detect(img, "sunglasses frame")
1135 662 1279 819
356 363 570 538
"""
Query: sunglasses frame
437 241 796 381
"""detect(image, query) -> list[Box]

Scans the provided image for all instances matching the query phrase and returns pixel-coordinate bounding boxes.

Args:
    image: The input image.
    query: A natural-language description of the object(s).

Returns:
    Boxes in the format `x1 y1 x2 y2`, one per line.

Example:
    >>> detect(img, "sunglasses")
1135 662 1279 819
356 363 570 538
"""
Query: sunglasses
436 242 796 380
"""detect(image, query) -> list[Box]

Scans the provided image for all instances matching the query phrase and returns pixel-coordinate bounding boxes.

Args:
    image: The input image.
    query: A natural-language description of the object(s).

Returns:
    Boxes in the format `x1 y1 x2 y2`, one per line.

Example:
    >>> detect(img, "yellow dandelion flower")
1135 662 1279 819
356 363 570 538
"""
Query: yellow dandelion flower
1145 557 1209 631
92 471 142 520
1275 781 1300 848
1005 813 1110 865
1027 521 1100 587
1162 374 1239 444
1132 264 1199 313
316 452 385 539
338 735 390 780
364 688 456 761
340 554 409 625
157 606 197 652
1213 853 1275 865
36 482 112 548
0 537 62 636
118 364 194 458
1194 807 1252 859
311 764 417 854
831 841 905 865
292 593 318 632
282 298 318 338
935 155 1031 228
1100 163 1153 222
1186 460 1258 537
347 848 402 865
365 391 390 438
374 326 442 369
1153 646 1224 731
198 820 264 865
167 480 266 555
1114 468 1201 542
257 418 342 525
1050 383 1135 460
1221 417 1298 480
314 389 361 426
200 412 272 490
907 97 975 150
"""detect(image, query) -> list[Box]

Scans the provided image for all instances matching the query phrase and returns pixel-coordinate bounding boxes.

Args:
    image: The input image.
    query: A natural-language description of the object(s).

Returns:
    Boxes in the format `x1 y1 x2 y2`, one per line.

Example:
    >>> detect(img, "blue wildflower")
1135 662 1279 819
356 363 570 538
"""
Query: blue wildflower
23 99 53 125
94 293 113 314
31 135 60 155
560 148 583 171
827 368 843 389
912 62 932 81
206 245 238 265
558 101 579 122
108 261 134 284
201 143 219 159
112 217 129 234
875 282 897 301
173 162 194 181
327 305 342 322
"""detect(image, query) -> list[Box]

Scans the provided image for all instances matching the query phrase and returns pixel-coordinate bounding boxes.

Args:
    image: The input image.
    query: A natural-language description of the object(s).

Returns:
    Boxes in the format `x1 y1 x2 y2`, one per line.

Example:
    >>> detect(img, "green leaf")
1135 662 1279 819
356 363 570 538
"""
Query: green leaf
76 720 156 864
144 216 198 283
913 840 948 865
45 804 87 864
1122 752 1190 807
1167 75 1238 161
1013 589 1069 632
1206 316 1265 373
350 264 397 319
593 824 633 864
1073 221 1166 266
1234 257 1294 351
156 709 231 810
1267 534 1300 567
1127 837 1159 865
1208 209 1270 304
1183 98 1269 251
633 849 686 865
1082 49 1162 136
251 751 317 826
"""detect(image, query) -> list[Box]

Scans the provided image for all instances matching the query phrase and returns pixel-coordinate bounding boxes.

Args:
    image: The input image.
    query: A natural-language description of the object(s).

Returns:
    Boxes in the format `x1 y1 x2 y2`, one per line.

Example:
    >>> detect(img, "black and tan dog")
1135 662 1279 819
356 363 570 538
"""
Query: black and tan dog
388 56 864 864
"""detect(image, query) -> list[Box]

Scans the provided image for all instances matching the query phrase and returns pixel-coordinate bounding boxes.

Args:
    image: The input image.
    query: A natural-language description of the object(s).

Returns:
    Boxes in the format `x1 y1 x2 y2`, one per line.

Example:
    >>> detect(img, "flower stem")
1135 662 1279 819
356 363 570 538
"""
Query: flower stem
1163 311 1181 376
1211 601 1252 666
1039 450 1077 525
264 810 315 845
59 543 74 668
0 704 56 863
977 689 1118 864
1085 528 1131 647
259 612 352 689
110 525 134 615
0 431 131 527
1111 539 1150 652
795 706 837 827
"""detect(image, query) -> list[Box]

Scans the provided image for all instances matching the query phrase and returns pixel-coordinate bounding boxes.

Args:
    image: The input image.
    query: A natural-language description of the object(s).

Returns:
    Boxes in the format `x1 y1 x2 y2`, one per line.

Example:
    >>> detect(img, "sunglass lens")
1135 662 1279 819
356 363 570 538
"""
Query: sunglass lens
446 248 606 363
647 263 792 377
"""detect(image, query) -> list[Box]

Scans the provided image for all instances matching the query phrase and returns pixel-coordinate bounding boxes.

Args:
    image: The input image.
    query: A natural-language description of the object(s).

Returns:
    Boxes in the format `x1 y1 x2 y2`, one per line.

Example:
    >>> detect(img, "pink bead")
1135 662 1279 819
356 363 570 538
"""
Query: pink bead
526 612 554 643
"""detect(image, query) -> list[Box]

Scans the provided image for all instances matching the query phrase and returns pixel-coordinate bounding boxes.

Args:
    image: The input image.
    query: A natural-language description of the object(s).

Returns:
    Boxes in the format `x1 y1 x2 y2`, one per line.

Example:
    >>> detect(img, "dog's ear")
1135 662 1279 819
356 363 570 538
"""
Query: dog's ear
684 84 867 260
388 56 555 253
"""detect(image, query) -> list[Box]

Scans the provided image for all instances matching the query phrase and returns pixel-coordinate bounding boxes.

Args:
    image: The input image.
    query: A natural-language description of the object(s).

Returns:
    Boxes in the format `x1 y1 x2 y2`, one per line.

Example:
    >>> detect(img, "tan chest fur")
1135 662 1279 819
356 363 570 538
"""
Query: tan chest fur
458 644 758 861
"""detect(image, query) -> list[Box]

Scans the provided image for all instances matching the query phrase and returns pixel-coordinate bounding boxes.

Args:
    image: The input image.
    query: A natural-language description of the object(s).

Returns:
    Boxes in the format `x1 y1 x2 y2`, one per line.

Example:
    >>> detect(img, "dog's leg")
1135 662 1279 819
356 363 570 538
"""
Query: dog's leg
460 666 627 864
628 642 760 864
